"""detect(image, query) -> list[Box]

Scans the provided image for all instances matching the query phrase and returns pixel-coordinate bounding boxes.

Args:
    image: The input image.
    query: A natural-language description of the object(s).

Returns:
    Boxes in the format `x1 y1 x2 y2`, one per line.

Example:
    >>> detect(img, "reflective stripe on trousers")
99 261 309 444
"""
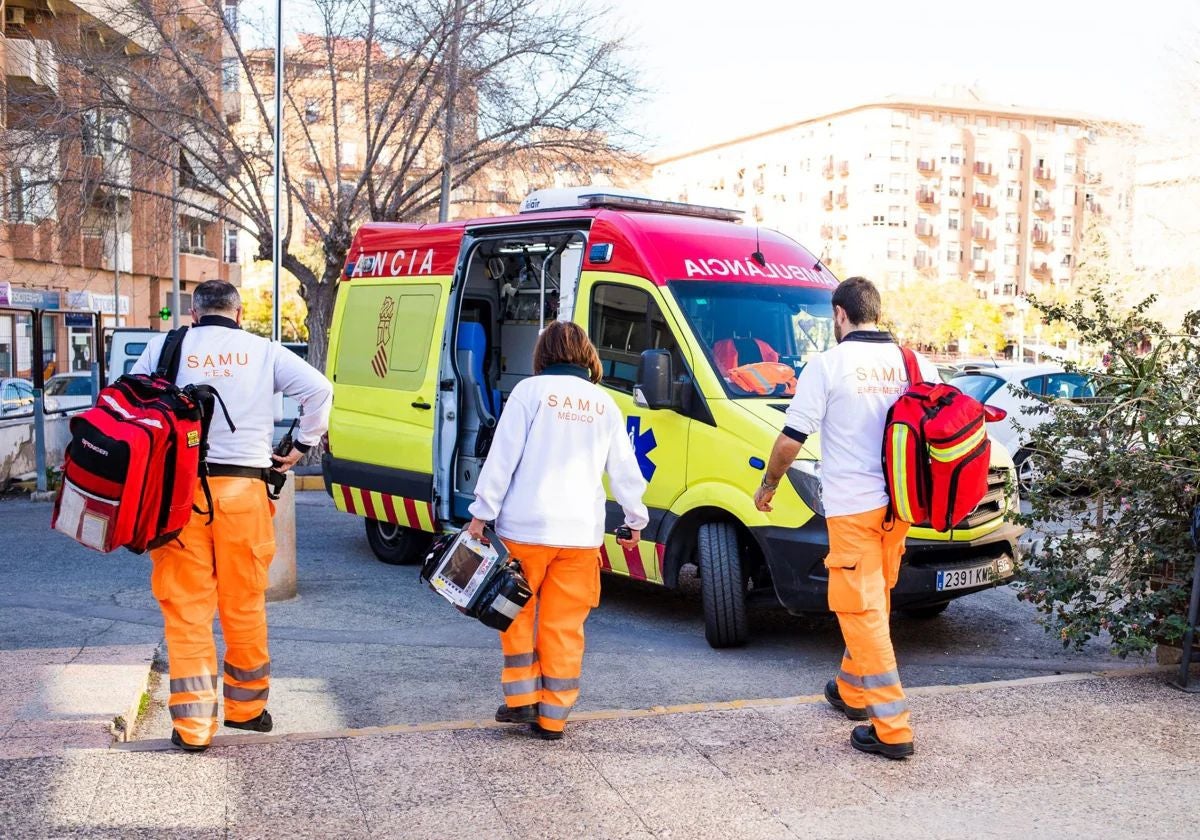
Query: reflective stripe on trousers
827 507 913 745
150 477 276 745
498 540 600 733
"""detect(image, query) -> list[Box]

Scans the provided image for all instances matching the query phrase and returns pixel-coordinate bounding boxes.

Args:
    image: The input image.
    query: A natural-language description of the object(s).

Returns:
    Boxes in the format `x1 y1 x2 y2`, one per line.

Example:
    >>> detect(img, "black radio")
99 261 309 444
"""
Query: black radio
267 419 298 500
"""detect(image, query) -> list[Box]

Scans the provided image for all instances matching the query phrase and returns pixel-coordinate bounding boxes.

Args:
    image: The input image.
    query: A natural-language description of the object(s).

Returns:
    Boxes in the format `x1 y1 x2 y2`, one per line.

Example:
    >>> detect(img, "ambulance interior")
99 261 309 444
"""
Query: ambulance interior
447 231 586 520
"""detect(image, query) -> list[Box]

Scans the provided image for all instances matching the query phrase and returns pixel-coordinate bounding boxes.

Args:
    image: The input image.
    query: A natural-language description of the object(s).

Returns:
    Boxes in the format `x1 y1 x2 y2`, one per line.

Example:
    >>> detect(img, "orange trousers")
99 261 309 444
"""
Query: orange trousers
150 476 276 746
826 506 913 745
498 540 601 733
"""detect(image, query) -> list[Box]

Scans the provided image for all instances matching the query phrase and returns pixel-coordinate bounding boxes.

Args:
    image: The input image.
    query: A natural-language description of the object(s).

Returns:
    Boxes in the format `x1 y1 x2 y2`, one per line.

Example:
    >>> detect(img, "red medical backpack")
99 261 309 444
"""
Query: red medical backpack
883 348 993 532
51 328 231 553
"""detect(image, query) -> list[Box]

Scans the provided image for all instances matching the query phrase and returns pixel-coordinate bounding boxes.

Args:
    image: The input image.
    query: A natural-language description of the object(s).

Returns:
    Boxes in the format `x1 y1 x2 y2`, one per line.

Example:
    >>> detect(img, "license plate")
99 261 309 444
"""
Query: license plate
936 562 998 591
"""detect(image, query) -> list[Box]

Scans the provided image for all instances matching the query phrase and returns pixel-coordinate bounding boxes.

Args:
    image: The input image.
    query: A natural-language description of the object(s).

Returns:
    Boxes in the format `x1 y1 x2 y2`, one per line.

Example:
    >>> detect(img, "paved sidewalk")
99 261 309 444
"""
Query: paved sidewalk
2 670 1197 838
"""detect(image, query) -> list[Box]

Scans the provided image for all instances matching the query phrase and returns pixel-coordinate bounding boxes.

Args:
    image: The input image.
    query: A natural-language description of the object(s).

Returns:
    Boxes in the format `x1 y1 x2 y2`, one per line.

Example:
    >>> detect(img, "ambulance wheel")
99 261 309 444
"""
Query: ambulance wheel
698 521 749 648
365 519 429 565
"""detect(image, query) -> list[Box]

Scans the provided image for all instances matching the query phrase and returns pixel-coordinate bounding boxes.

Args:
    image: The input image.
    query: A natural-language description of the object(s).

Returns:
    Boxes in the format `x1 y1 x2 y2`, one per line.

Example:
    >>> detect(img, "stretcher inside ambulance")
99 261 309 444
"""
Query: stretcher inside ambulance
323 187 1024 648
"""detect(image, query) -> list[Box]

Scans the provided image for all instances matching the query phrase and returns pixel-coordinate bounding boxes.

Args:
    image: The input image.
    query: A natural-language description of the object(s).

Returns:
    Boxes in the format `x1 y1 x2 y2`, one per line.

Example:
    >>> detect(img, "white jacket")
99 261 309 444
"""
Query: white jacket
131 317 333 468
469 365 649 548
783 331 939 518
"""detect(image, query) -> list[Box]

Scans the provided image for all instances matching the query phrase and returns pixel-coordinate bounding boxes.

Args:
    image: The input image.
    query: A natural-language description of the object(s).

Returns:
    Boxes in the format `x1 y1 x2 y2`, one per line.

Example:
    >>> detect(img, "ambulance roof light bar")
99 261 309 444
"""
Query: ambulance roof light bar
518 186 744 223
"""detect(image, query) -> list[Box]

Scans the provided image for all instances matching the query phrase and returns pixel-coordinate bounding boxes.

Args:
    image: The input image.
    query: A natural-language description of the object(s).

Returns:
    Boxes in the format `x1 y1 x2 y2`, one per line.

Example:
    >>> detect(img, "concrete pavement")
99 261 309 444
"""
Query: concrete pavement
2 670 1197 838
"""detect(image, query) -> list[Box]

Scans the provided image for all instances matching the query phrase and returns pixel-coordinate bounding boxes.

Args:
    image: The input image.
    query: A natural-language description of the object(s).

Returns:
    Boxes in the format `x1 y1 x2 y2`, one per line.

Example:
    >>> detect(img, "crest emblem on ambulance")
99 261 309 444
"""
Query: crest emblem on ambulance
372 297 395 378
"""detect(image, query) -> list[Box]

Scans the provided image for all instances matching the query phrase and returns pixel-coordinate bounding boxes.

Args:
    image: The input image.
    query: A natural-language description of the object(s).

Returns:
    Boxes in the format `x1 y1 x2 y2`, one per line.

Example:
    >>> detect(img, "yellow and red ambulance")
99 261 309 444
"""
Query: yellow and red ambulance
324 188 1023 647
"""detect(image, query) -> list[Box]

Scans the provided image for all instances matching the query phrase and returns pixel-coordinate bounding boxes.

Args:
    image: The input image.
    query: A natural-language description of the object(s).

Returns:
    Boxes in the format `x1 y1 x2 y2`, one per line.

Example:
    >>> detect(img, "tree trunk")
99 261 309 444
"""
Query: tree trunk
303 275 340 378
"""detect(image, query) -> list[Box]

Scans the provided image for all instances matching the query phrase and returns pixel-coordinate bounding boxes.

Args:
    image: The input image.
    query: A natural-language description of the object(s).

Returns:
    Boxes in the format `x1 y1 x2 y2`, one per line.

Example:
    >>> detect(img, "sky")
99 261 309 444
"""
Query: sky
242 0 1200 158
607 0 1199 157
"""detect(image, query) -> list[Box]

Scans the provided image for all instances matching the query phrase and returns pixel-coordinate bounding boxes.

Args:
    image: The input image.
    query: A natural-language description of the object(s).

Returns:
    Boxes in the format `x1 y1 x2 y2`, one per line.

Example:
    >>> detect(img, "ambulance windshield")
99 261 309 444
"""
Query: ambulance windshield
670 281 836 398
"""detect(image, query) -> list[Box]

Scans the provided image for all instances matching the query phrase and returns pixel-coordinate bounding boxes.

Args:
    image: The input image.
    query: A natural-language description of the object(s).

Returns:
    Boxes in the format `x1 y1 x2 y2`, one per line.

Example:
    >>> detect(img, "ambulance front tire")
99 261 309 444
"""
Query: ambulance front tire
365 519 430 565
698 521 749 648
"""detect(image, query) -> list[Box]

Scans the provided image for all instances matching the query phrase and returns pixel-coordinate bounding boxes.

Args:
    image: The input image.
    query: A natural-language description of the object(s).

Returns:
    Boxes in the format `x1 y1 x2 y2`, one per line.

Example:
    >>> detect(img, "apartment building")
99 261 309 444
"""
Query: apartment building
0 0 240 382
650 91 1136 303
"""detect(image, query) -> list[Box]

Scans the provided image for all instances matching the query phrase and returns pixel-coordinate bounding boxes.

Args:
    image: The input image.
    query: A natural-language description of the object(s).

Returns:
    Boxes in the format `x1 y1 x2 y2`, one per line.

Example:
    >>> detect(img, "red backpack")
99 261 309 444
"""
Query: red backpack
52 328 232 553
883 348 996 532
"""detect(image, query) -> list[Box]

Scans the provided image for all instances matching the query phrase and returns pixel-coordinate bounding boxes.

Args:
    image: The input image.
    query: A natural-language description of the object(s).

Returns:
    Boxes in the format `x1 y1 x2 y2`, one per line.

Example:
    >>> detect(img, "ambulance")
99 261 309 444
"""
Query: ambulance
323 188 1023 647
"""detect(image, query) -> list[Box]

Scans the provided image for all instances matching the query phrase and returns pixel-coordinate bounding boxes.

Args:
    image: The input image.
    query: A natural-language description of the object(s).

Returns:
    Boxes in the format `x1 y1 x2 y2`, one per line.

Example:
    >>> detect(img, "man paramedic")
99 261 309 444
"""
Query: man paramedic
132 280 332 752
754 276 937 760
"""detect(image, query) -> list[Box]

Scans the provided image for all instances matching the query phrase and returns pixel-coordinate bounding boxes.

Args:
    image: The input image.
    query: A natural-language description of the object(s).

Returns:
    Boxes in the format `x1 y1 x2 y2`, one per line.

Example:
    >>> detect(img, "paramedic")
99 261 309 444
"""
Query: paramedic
131 280 332 752
753 276 937 760
466 321 648 740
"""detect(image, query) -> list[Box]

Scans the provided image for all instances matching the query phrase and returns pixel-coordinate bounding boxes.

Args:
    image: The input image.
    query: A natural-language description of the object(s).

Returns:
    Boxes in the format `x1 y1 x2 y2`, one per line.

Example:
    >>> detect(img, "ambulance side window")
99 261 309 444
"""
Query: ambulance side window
590 284 680 393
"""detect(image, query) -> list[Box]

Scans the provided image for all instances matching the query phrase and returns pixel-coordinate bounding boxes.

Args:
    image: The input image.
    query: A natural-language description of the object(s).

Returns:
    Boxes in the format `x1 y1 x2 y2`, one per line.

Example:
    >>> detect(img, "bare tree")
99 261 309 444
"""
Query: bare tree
3 0 641 372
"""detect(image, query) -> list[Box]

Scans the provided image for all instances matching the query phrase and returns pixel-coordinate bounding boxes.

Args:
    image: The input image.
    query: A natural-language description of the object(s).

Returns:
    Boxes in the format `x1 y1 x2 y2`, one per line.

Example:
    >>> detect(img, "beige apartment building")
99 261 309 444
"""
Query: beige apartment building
0 0 240 382
651 91 1136 304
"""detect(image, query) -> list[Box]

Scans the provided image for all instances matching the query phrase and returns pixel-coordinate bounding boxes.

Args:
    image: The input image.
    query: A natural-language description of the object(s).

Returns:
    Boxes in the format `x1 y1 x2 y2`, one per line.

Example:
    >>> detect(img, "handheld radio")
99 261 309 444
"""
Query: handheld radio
267 418 299 500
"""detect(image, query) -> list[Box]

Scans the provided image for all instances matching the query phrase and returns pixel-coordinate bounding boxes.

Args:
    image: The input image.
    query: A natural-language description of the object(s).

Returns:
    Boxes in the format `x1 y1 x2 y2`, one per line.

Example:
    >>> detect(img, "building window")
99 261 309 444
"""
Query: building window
221 58 239 93
1061 254 1073 267
890 140 905 162
1061 216 1073 236
13 168 55 223
1004 245 1018 266
891 110 908 128
1006 148 1021 170
304 178 317 202
304 98 321 123
972 245 984 261
945 248 961 264
82 112 100 156
919 111 933 123
975 115 989 129
182 219 208 255
889 173 905 193
872 214 885 226
949 144 963 164
1063 187 1077 206
887 205 903 226
1036 121 1050 135
953 114 967 126
1006 182 1021 201
887 239 903 260
948 209 960 230
948 176 962 197
1005 213 1020 234
873 182 885 193
1063 153 1076 174
223 226 238 264
340 141 357 167
223 0 239 33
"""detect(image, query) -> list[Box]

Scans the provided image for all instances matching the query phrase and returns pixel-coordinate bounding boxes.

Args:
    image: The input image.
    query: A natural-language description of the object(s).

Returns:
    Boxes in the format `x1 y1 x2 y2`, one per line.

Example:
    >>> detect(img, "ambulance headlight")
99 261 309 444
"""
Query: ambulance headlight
787 460 825 517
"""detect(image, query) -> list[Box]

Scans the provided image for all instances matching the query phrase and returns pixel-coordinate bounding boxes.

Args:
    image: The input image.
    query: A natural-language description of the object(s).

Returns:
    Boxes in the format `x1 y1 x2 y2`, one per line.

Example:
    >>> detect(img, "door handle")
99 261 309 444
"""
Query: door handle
412 400 432 410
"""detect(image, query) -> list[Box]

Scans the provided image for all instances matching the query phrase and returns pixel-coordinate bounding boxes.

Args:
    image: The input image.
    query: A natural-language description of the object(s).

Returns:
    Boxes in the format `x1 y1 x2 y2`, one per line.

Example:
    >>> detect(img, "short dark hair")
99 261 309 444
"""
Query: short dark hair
832 276 881 325
192 280 241 315
533 321 602 383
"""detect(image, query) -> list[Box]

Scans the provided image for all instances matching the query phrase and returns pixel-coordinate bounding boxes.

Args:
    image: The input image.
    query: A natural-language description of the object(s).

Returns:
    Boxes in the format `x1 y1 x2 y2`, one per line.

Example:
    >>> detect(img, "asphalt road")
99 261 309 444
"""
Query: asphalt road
0 491 1144 740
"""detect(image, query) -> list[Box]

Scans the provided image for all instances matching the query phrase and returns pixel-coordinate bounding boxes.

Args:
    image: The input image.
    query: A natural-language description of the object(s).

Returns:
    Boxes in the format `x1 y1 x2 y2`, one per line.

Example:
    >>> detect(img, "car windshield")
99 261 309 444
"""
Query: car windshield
950 373 1005 403
669 281 835 398
47 377 90 396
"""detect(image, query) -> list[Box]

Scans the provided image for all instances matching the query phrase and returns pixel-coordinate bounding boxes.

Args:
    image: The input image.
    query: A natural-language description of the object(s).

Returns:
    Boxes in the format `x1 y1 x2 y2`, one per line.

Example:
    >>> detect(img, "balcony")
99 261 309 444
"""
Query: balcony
916 188 938 207
1031 262 1051 278
1033 199 1054 217
915 220 936 238
838 160 849 176
5 38 59 95
1032 226 1053 249
1085 200 1103 215
973 192 993 210
835 190 848 208
822 160 835 179
913 254 934 270
224 94 242 123
972 258 991 274
917 159 937 175
820 224 833 239
974 161 994 177
1033 165 1054 182
971 223 992 242
822 193 834 211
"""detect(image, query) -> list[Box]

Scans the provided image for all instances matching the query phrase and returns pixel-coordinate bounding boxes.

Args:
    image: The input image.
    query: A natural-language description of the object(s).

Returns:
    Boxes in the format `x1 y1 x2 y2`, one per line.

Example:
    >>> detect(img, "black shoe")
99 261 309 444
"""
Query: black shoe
224 709 273 733
171 729 209 753
851 724 914 760
530 722 564 741
495 704 538 724
825 679 869 721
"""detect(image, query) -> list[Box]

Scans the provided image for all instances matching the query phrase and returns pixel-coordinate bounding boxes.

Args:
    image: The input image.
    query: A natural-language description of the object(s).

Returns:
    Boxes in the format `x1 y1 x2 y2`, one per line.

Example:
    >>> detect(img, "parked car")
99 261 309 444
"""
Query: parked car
105 328 155 384
951 363 1096 494
0 378 34 418
274 342 308 447
43 372 95 413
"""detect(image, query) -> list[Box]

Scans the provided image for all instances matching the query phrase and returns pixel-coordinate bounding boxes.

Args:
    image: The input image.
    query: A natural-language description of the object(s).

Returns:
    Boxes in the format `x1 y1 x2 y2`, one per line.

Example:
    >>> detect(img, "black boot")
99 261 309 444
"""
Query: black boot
825 679 869 721
171 729 209 753
495 704 537 724
224 709 273 732
851 724 914 760
529 722 564 741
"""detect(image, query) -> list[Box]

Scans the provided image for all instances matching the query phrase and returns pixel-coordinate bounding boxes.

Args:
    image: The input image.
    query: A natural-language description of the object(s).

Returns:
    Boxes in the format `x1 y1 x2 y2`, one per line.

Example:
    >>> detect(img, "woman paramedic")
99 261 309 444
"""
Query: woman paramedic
466 321 648 740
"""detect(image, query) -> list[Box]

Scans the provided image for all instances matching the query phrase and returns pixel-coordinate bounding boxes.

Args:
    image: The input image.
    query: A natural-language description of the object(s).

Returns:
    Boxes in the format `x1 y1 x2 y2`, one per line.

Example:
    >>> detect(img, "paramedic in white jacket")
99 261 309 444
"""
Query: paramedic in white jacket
467 321 648 740
131 280 332 752
754 276 938 761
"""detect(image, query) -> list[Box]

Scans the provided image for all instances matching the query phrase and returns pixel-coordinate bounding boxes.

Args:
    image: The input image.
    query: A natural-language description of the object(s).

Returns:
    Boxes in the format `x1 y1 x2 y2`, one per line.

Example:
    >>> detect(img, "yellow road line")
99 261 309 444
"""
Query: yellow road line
112 666 1167 753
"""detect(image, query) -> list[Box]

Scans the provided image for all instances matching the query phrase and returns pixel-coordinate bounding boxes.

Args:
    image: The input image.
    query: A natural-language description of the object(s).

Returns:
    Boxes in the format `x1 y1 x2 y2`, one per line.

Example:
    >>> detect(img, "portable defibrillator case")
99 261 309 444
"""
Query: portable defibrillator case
419 528 532 631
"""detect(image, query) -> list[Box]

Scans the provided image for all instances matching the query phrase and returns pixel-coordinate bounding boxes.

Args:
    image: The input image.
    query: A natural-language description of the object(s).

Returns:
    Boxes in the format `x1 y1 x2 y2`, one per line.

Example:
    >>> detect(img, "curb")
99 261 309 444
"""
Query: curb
110 642 161 743
295 475 325 492
112 664 1181 753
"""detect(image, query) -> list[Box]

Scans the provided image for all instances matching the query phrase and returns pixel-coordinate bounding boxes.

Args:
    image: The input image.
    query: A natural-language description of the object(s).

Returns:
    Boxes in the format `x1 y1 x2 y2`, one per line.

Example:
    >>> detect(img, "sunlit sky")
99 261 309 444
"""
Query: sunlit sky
248 0 1199 157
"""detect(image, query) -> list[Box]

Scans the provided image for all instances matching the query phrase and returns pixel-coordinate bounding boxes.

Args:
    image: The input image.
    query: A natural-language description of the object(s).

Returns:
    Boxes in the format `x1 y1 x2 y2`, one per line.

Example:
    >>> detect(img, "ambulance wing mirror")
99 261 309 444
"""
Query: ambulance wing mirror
634 350 678 410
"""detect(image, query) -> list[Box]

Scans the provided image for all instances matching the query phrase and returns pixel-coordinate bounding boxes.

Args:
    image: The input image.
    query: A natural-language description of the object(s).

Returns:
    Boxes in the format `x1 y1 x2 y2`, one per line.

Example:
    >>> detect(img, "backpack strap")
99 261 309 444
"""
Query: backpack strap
899 346 924 387
155 327 189 381
183 382 236 525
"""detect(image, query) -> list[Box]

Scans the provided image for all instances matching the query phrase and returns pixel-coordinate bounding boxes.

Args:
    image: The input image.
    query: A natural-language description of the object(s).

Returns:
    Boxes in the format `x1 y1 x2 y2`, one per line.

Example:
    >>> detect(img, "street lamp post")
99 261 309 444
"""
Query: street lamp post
271 0 284 343
438 0 463 223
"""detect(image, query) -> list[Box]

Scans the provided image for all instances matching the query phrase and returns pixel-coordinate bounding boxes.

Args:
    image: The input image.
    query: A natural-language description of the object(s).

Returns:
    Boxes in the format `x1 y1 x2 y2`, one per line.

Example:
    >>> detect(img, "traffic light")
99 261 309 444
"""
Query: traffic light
159 306 172 321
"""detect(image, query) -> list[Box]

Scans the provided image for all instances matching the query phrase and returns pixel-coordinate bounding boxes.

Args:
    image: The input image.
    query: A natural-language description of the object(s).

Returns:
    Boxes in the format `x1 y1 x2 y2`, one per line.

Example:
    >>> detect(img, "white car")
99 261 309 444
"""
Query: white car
0 378 34 418
950 363 1096 494
43 372 95 413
